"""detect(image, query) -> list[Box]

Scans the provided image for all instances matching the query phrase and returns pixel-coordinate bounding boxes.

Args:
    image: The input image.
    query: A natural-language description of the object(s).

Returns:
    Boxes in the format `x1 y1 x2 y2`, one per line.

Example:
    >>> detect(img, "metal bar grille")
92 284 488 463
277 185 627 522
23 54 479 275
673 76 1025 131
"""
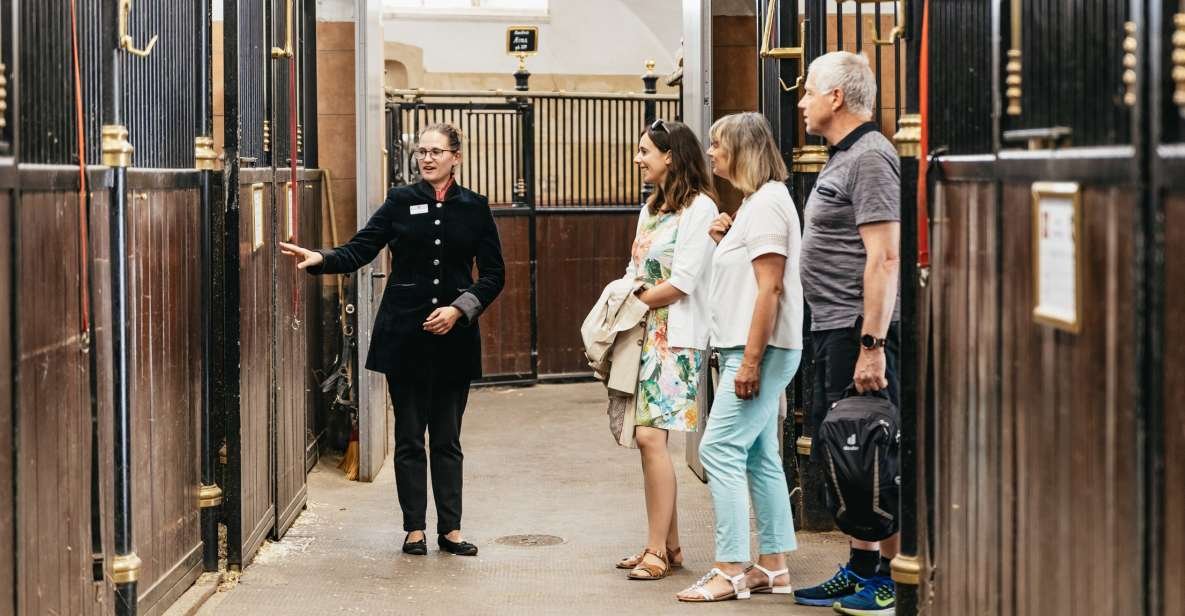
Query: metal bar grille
238 0 265 165
1008 0 1130 146
19 0 103 165
121 1 198 168
534 96 677 207
0 0 14 156
270 0 293 167
393 103 525 206
929 0 993 154
389 95 678 209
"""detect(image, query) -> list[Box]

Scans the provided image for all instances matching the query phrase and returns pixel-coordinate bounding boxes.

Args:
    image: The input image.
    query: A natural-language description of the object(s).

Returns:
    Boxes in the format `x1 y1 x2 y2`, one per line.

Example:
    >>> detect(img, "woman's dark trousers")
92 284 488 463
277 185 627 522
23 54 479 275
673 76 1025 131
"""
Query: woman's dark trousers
386 372 469 535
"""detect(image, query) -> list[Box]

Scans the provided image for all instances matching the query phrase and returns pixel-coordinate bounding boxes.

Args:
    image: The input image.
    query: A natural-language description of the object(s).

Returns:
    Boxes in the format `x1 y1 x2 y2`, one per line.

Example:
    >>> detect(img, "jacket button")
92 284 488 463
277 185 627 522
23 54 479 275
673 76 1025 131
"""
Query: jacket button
431 298 439 305
636 339 643 346
434 239 441 246
433 279 439 285
434 219 441 226
436 203 443 208
433 259 440 266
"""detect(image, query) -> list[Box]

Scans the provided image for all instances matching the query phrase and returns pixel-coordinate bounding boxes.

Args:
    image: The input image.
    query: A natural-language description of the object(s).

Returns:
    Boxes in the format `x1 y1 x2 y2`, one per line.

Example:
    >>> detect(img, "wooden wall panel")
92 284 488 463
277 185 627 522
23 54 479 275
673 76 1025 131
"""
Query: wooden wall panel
1164 194 1185 611
479 214 531 378
237 181 275 565
0 191 12 616
1001 183 1139 616
301 184 324 471
15 192 105 616
125 190 203 614
535 211 636 376
927 181 1139 615
274 179 319 537
927 181 1003 615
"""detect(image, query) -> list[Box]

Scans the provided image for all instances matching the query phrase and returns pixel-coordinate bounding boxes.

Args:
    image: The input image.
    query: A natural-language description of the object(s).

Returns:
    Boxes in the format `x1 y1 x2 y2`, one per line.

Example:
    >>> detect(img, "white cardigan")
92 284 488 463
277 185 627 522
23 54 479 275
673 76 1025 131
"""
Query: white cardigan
624 193 718 350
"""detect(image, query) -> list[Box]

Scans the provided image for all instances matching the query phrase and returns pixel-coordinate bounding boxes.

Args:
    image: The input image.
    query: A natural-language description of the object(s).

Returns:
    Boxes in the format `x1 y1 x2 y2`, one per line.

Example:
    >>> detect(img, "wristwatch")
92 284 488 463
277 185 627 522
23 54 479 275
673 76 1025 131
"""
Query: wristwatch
860 333 887 351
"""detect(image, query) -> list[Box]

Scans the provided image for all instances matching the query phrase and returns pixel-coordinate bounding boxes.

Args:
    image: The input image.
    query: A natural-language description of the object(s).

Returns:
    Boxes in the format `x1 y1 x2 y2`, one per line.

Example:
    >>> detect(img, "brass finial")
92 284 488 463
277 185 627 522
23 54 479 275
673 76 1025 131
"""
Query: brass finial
645 59 656 74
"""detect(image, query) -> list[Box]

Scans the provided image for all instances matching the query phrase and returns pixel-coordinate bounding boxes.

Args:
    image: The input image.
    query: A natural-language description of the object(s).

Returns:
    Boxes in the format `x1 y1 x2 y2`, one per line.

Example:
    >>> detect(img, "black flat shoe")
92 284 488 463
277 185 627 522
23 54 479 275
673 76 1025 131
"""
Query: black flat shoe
438 535 479 556
402 533 427 556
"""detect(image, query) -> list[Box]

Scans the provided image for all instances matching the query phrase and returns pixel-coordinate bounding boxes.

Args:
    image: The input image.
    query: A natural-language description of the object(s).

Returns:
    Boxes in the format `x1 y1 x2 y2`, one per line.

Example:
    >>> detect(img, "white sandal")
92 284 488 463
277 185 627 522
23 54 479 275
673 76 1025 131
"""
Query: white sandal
748 563 793 594
676 568 751 602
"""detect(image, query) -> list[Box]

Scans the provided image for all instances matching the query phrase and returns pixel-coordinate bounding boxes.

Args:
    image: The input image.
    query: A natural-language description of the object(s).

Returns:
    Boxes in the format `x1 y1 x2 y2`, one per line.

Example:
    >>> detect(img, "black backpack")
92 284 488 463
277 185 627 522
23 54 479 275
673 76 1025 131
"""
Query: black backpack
817 386 900 542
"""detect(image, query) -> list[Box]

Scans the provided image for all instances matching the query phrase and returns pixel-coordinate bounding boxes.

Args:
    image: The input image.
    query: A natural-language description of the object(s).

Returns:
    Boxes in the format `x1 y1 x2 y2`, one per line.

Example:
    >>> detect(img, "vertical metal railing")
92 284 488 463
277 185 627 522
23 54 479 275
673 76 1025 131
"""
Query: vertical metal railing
393 103 527 205
299 0 317 166
18 0 103 165
532 93 678 208
928 1 992 154
0 0 12 156
121 1 197 168
17 0 202 168
269 0 292 166
387 89 679 209
1004 0 1130 146
237 0 265 165
194 0 221 575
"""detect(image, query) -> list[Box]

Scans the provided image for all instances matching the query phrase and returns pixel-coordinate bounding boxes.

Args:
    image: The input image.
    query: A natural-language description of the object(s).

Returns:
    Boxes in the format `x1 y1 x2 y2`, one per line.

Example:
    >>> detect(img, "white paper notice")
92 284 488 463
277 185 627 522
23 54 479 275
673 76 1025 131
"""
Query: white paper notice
1035 191 1078 328
253 185 265 250
285 182 294 240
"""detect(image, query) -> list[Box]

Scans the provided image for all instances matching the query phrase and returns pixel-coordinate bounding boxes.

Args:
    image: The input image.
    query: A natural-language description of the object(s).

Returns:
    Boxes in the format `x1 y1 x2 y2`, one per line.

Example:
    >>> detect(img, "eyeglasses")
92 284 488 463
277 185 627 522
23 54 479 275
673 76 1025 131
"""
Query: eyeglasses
413 147 457 160
649 119 670 134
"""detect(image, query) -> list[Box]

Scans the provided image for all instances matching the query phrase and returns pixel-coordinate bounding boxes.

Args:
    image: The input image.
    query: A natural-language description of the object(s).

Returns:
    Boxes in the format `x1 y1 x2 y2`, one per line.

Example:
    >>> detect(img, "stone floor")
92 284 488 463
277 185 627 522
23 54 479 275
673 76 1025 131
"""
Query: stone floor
198 382 847 616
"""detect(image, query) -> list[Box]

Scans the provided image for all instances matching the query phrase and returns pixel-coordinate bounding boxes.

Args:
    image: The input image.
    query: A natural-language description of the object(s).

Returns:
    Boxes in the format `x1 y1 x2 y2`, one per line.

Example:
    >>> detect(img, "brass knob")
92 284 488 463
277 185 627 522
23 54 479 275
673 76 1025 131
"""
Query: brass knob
1122 22 1137 108
1174 15 1185 110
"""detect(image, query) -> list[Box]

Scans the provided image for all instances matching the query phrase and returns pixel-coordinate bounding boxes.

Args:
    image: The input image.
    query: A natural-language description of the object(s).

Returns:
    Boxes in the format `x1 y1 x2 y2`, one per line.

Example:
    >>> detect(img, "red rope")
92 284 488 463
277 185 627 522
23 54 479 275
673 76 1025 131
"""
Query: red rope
917 0 931 269
70 0 91 336
289 45 301 323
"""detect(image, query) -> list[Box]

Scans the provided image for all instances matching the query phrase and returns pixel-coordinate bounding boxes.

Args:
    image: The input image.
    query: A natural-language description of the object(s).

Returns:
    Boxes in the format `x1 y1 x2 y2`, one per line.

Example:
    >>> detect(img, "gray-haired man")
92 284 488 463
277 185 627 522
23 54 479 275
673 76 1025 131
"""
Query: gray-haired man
793 51 901 616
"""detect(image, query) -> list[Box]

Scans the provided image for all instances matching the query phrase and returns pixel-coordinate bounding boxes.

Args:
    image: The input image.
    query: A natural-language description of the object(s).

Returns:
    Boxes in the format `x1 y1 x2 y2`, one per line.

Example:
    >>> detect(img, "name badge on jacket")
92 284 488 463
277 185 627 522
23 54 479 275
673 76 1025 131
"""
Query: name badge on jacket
410 204 429 215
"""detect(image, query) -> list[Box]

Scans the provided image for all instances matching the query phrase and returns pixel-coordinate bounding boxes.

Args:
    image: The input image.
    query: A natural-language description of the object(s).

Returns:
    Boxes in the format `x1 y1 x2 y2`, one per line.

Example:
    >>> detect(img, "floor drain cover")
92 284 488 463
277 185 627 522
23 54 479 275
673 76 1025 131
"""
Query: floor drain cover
494 534 565 547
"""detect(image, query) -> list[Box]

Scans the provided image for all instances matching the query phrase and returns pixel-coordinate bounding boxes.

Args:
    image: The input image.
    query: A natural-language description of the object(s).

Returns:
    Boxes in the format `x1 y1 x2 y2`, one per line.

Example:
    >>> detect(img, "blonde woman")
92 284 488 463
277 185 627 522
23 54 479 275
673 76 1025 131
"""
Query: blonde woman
614 120 719 581
677 112 803 602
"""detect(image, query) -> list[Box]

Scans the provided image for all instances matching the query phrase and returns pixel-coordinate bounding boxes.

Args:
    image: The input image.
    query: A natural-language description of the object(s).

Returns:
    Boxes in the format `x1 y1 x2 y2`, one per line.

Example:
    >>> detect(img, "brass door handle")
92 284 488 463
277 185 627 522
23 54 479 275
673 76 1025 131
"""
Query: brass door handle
760 0 803 60
271 0 295 59
778 20 809 93
119 0 158 57
862 0 905 46
759 0 807 93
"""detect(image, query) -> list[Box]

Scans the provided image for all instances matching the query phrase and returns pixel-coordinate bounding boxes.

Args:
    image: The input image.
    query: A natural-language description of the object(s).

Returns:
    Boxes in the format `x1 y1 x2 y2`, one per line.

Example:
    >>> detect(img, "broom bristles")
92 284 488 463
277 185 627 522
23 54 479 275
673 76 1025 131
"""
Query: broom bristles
338 440 360 481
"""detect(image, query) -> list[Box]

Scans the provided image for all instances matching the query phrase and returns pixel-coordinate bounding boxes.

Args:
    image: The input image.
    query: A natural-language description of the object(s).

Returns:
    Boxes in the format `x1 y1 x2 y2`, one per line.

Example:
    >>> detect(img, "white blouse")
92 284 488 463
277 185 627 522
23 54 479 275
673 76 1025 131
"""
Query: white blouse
708 181 804 350
624 193 719 350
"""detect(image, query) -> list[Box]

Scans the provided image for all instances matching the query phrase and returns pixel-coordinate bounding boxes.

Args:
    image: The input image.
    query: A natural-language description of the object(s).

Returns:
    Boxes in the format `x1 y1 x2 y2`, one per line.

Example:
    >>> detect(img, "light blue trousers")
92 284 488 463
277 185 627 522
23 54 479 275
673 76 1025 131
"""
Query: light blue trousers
700 346 802 563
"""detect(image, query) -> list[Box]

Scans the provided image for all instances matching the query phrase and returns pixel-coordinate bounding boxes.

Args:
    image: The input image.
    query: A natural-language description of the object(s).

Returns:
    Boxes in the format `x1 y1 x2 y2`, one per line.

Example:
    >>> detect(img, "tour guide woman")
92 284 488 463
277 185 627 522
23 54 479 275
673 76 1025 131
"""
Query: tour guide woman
279 123 505 557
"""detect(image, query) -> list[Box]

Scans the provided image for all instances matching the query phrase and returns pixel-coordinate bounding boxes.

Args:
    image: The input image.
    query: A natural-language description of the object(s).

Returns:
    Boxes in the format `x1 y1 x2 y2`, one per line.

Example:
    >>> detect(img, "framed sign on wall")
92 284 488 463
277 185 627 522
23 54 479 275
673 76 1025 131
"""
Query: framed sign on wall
506 26 539 55
1031 181 1083 333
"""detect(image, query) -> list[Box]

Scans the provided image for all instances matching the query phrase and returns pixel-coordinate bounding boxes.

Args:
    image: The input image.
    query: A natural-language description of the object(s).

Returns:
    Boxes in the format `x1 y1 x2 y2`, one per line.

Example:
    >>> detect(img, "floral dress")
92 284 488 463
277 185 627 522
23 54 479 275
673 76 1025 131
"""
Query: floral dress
631 211 703 432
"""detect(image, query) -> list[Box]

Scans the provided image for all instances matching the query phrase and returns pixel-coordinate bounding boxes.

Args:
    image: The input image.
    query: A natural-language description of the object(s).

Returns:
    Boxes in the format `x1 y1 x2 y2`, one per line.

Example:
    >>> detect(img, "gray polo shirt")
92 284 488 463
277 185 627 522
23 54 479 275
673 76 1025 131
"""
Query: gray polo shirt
801 122 901 332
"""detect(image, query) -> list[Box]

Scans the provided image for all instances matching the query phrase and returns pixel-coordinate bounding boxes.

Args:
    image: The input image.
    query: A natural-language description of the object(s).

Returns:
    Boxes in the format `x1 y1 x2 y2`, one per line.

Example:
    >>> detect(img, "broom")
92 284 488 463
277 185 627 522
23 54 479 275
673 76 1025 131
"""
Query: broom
338 424 360 481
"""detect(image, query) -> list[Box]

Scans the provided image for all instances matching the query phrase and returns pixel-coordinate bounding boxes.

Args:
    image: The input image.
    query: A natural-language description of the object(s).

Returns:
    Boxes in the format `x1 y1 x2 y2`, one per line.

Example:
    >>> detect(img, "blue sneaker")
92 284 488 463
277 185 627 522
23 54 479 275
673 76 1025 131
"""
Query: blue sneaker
793 565 866 607
832 575 895 615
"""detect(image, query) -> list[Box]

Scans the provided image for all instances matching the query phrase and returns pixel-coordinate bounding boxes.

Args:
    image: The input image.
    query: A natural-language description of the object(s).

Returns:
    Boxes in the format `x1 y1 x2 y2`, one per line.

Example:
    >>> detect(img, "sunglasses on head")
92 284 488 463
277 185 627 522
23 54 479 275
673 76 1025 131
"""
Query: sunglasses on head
649 119 670 134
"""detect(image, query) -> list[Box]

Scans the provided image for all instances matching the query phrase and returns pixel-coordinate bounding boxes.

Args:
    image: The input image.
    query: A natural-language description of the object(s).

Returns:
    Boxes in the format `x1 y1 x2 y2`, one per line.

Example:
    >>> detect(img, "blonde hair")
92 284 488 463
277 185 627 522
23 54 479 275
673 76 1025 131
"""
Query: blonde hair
709 112 788 196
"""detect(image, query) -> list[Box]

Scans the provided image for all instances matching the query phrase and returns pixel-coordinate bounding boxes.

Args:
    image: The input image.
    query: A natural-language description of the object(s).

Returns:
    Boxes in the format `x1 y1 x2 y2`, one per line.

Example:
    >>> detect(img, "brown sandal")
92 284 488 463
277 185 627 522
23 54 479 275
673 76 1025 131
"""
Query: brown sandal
616 545 683 569
627 548 670 581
